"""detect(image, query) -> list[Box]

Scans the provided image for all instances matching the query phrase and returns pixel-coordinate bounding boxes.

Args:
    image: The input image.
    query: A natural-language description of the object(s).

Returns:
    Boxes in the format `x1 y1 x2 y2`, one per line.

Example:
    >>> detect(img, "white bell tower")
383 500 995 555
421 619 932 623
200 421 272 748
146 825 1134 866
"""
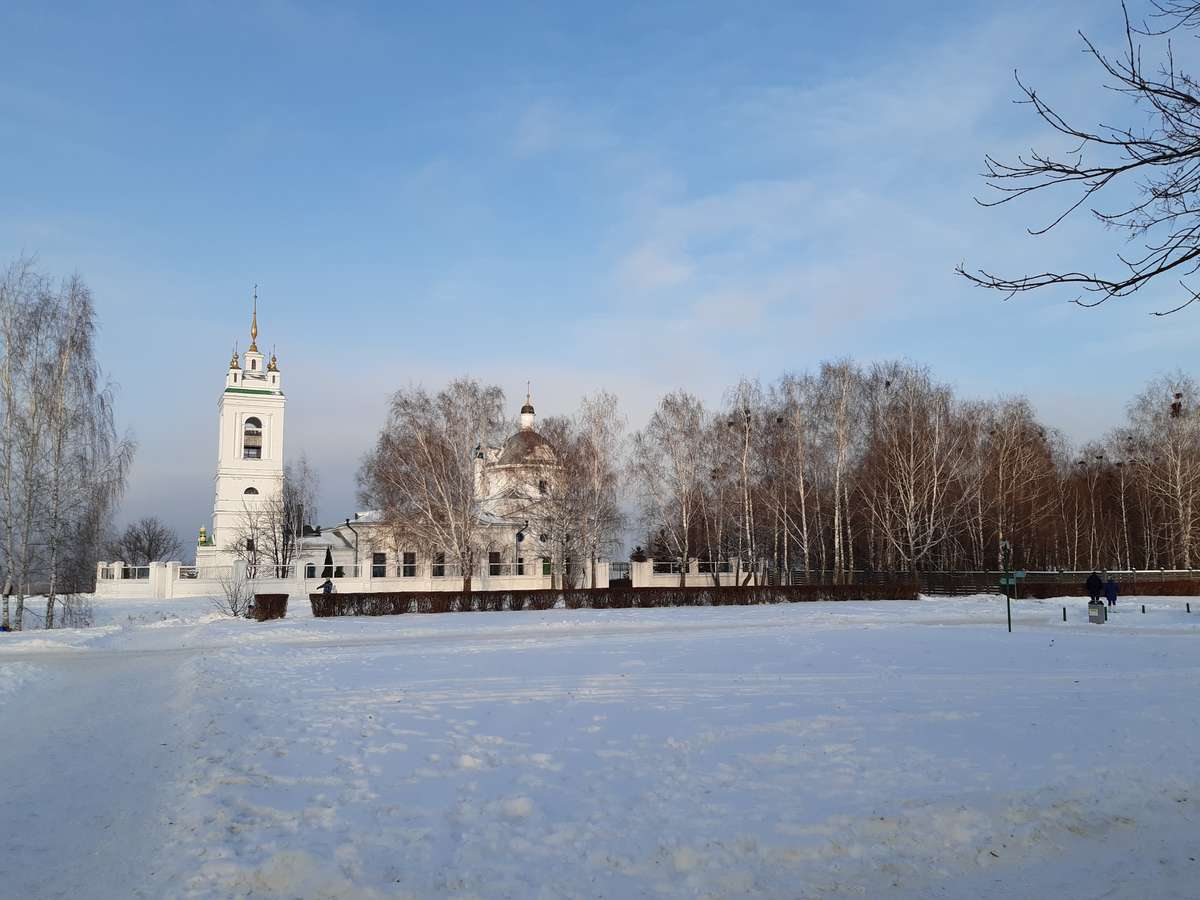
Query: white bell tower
196 290 286 563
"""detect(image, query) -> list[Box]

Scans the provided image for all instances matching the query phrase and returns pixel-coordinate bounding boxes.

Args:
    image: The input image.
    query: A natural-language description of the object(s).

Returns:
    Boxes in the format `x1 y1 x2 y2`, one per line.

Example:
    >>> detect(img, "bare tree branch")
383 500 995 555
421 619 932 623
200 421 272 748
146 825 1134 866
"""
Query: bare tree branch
960 2 1200 313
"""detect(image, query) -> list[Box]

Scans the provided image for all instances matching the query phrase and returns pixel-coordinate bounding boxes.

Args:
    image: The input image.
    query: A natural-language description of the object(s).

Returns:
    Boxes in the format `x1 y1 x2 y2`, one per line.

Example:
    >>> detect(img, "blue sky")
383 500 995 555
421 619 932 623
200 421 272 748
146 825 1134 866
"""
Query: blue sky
3 1 1197 550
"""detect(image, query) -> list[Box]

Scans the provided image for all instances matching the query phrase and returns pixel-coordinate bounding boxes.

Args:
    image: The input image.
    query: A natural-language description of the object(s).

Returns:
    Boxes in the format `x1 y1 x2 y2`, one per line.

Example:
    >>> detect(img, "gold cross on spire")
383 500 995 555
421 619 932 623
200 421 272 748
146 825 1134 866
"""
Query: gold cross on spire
249 284 259 352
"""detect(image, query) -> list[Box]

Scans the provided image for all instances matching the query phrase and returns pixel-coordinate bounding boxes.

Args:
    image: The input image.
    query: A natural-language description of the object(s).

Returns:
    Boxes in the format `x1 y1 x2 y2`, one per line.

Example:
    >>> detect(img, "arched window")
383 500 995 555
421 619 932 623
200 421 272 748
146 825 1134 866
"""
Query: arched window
243 417 263 459
244 487 259 495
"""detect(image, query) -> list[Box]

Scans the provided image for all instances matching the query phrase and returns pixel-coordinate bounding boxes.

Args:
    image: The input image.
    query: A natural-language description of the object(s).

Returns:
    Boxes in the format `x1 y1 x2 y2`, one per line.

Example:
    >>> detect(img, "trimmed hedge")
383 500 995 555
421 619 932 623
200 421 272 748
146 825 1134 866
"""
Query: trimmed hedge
1020 578 1200 599
309 581 918 618
252 594 289 621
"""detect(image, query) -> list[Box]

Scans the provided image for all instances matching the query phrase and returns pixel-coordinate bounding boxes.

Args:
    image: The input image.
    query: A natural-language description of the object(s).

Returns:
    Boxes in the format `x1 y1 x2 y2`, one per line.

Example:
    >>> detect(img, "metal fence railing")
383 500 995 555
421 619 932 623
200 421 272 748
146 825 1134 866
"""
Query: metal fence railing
99 565 150 580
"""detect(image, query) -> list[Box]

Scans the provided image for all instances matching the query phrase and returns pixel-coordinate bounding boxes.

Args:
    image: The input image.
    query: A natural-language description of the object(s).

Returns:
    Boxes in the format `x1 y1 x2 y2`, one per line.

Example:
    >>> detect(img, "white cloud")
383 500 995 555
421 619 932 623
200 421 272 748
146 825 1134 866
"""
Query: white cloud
509 99 618 159
511 101 562 158
617 242 692 291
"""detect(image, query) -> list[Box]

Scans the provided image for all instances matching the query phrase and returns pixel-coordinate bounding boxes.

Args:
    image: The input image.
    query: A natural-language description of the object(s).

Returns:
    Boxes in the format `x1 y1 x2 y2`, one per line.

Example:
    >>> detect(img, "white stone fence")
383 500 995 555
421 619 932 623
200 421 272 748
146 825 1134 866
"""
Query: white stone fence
95 559 613 600
628 559 766 588
94 557 766 600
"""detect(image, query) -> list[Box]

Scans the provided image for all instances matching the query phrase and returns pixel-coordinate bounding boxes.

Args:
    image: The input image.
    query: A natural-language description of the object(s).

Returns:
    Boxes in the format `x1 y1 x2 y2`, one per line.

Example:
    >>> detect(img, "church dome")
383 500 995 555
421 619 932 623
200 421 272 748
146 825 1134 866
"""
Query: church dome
497 429 557 466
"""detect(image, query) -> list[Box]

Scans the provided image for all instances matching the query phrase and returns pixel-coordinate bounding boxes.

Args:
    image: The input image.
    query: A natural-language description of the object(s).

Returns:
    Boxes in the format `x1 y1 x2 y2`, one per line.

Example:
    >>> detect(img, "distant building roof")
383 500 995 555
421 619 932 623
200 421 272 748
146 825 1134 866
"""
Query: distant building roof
496 429 557 466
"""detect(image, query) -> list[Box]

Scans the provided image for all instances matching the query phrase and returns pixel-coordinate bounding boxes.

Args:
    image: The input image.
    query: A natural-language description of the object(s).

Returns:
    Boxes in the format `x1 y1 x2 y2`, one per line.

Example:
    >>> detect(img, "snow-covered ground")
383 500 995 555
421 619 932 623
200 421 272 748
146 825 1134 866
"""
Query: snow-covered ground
2 594 1198 899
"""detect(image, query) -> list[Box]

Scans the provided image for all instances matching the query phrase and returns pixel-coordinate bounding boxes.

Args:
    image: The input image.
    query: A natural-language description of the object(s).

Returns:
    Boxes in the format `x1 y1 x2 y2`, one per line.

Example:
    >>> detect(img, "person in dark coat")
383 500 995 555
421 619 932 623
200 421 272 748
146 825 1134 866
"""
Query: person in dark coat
319 578 335 595
1085 571 1103 603
1105 577 1119 607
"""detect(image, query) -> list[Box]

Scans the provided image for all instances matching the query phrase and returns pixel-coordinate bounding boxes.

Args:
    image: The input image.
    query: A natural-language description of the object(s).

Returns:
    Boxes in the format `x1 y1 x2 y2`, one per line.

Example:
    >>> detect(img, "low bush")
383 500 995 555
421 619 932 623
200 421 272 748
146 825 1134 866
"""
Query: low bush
309 581 918 618
310 592 410 617
1020 577 1200 598
411 595 453 614
526 592 559 611
252 594 289 621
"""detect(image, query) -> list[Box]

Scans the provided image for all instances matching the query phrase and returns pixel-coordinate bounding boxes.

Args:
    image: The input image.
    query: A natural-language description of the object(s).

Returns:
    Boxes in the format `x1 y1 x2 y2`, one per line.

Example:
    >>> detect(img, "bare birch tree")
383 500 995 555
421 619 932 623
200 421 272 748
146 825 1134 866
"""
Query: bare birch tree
724 379 765 585
816 362 863 580
0 259 133 630
769 374 817 578
1125 372 1200 566
531 396 626 588
42 275 133 627
358 379 506 593
629 392 707 586
859 363 977 573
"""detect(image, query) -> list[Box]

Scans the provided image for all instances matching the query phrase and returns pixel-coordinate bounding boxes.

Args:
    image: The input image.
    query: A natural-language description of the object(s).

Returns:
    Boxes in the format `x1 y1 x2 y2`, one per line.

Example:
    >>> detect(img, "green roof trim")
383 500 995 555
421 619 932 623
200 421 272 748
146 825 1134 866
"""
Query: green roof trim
223 387 284 396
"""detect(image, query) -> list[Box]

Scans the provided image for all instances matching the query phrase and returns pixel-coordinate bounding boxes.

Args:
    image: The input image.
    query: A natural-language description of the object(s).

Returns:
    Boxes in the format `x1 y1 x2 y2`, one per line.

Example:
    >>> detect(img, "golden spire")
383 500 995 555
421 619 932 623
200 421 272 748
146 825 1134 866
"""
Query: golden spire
267 344 278 372
229 343 240 369
249 285 259 352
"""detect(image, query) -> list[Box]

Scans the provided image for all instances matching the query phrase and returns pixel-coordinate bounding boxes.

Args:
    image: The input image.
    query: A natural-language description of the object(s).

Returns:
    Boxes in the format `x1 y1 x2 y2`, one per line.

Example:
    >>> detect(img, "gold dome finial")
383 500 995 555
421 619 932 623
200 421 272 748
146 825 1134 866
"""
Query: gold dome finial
229 343 240 369
249 285 259 352
268 345 278 372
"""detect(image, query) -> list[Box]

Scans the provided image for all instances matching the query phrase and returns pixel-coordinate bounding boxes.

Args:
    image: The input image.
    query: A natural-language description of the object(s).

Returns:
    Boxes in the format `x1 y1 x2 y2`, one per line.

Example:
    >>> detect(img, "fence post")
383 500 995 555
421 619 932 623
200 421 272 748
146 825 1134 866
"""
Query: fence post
165 561 181 599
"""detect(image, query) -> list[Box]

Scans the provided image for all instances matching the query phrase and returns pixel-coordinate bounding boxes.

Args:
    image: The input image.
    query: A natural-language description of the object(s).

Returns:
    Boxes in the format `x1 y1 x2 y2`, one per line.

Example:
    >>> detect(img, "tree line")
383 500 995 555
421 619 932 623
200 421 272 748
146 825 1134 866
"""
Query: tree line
632 363 1200 580
357 364 1200 589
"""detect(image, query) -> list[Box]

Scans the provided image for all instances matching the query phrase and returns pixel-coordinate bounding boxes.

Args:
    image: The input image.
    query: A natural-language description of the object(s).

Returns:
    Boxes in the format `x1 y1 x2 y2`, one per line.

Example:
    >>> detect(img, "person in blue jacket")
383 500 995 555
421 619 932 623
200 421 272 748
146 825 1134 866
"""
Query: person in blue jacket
1104 576 1119 607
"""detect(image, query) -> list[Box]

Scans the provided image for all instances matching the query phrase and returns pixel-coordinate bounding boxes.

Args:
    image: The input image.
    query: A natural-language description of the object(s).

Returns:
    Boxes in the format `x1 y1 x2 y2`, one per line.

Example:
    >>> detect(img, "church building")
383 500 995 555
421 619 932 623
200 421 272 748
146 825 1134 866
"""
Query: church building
193 304 602 591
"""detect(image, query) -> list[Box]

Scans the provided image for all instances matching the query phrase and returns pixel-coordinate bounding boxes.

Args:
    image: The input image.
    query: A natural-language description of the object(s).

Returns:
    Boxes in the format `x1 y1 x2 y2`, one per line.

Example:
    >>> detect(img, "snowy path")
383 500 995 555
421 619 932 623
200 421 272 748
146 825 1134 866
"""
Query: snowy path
0 649 193 899
3 596 1199 897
